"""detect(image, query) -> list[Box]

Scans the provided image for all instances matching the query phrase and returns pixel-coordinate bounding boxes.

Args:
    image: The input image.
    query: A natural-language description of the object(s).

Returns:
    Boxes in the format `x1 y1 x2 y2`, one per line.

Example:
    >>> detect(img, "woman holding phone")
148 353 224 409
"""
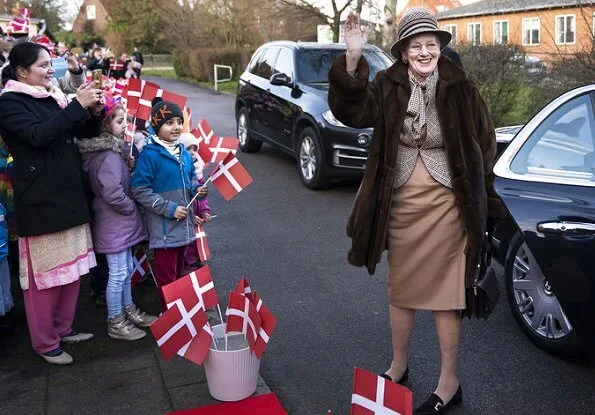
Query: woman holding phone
0 42 105 365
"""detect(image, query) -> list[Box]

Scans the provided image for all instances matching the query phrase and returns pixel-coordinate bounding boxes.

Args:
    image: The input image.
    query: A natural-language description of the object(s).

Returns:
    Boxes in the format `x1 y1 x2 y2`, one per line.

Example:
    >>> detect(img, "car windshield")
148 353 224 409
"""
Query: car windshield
296 48 393 83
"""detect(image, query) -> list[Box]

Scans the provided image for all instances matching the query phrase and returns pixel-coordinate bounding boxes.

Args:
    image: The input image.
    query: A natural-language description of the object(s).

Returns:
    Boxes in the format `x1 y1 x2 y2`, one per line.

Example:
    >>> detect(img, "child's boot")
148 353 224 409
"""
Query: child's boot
107 313 146 341
125 303 157 327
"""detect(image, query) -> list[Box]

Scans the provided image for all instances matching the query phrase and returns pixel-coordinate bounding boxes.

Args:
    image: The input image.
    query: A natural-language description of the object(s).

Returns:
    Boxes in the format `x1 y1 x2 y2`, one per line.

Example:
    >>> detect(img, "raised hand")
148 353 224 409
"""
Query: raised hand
344 11 369 72
76 82 103 109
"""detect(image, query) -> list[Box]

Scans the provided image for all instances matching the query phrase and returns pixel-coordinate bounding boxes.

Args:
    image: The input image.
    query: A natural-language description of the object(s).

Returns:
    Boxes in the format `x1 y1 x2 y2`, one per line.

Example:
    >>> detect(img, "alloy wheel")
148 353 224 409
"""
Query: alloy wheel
238 113 248 146
511 242 573 339
300 135 317 181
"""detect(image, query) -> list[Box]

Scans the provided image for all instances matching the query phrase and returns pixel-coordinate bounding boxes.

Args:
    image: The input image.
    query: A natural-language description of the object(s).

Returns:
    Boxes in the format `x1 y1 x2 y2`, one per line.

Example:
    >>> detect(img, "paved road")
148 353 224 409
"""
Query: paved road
152 77 595 415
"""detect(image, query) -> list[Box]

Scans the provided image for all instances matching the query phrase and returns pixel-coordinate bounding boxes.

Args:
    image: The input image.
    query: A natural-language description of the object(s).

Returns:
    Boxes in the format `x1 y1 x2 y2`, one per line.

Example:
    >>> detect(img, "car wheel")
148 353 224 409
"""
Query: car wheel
237 108 262 153
298 127 328 189
504 232 581 356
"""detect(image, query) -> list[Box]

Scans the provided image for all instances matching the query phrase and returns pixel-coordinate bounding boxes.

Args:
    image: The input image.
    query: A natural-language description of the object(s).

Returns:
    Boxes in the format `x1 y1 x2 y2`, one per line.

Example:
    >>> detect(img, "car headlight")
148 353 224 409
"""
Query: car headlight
322 110 347 127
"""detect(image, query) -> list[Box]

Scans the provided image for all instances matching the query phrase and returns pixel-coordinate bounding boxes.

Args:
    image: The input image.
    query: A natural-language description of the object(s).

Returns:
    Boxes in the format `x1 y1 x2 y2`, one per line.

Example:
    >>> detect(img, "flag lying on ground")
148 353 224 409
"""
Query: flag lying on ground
131 247 150 286
166 392 287 415
194 224 211 262
351 368 413 415
8 8 30 33
250 291 277 359
209 152 253 201
226 291 261 351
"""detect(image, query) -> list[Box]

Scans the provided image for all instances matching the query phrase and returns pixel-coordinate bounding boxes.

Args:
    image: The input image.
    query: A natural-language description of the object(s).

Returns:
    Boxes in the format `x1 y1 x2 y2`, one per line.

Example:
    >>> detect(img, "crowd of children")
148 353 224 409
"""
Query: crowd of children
0 41 212 363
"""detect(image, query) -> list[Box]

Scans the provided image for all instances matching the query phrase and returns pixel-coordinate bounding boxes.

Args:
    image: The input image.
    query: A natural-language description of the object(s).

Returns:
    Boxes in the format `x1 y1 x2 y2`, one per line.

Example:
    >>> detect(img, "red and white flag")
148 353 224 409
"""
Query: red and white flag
250 291 277 359
351 368 413 415
109 60 125 71
161 266 219 312
209 152 253 201
234 276 253 299
136 81 160 120
226 291 262 351
9 8 30 33
156 88 187 111
207 136 239 164
125 121 137 144
124 79 145 115
194 118 216 145
113 79 128 96
194 224 211 262
131 247 150 286
150 298 210 364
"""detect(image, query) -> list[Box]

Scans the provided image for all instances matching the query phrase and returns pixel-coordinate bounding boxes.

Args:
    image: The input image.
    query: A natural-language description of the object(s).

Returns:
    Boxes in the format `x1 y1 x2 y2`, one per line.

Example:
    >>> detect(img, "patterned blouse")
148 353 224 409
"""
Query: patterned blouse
393 68 453 189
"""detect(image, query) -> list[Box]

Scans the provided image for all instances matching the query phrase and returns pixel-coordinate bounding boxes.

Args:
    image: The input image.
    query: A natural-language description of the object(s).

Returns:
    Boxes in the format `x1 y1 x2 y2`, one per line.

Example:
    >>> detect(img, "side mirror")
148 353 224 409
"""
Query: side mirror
270 72 291 87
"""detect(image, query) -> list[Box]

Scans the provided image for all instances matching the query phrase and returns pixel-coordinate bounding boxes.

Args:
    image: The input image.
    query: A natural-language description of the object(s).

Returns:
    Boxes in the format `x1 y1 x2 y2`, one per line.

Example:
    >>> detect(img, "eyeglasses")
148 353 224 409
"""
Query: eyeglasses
408 42 440 54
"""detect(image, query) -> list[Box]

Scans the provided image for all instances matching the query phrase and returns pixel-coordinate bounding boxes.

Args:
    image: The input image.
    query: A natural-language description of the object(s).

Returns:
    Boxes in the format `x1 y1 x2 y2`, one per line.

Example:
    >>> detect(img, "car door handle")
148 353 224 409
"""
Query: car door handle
537 221 595 235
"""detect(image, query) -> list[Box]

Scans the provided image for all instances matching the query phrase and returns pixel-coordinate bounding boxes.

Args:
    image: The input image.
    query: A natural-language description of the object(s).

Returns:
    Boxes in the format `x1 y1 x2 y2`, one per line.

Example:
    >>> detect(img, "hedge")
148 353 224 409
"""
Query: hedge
173 47 256 82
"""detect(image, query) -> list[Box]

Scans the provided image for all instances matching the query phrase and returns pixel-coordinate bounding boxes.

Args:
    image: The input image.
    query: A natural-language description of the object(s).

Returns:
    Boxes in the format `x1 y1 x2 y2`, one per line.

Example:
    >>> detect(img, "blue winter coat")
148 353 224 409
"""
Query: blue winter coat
131 138 199 249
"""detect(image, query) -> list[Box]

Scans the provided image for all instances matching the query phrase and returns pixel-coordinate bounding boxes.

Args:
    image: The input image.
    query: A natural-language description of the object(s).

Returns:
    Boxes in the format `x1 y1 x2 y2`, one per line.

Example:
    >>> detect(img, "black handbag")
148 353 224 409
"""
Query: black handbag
461 234 500 320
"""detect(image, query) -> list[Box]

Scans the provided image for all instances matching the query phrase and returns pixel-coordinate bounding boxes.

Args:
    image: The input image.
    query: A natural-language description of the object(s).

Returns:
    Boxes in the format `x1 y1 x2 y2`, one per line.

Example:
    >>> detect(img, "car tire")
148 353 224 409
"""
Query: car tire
298 127 328 189
504 232 581 357
237 107 262 153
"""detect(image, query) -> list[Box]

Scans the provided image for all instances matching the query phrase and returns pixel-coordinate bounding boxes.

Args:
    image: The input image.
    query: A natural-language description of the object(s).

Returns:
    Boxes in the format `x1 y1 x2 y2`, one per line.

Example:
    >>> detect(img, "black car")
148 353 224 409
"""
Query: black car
235 41 393 189
491 83 595 360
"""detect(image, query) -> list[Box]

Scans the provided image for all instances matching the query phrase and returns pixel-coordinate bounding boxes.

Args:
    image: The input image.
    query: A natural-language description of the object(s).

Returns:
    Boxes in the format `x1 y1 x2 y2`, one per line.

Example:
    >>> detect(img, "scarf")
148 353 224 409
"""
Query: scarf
2 79 68 109
404 68 439 143
153 135 181 159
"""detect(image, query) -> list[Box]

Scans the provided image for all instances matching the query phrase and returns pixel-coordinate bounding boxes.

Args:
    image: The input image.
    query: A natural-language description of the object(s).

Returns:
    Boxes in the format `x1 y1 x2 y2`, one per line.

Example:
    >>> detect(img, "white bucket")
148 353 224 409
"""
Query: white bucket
203 323 261 402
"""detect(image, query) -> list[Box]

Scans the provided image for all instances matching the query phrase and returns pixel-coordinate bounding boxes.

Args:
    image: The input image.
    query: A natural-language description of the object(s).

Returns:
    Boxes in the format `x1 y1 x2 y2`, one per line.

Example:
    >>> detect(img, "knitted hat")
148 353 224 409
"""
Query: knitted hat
150 97 184 133
179 132 201 149
390 7 452 59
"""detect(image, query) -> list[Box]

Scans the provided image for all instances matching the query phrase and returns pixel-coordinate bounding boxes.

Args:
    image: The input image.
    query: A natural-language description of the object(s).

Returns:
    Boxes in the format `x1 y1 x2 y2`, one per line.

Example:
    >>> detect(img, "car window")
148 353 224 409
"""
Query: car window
274 48 294 83
296 48 393 83
248 49 264 75
510 92 595 182
256 47 280 80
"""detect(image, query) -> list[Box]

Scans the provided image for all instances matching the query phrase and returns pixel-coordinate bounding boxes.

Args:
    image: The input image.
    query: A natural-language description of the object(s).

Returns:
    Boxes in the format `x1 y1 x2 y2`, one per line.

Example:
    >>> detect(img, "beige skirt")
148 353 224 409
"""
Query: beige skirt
387 157 467 310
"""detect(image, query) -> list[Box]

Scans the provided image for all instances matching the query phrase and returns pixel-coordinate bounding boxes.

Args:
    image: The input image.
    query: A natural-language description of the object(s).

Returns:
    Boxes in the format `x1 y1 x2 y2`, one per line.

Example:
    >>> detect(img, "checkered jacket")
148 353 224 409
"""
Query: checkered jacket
393 73 452 189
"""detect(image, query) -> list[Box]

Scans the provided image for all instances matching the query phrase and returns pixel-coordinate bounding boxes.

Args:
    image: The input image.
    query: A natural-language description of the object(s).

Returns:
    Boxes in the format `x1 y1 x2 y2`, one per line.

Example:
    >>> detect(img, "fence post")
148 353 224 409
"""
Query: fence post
213 64 233 91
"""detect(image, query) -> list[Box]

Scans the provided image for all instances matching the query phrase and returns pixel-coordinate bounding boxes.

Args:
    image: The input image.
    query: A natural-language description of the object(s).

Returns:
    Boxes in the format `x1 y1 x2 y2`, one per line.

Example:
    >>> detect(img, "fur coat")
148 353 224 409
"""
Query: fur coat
328 54 506 287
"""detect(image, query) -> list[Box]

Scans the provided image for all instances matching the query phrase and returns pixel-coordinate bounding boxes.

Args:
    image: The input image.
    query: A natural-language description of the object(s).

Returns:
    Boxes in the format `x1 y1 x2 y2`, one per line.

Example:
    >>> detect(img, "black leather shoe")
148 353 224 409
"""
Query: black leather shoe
379 366 409 385
415 384 462 414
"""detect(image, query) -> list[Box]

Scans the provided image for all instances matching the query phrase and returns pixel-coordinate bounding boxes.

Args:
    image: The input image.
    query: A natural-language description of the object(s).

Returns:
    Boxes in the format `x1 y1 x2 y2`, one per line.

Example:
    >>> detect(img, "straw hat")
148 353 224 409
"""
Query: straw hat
390 7 452 59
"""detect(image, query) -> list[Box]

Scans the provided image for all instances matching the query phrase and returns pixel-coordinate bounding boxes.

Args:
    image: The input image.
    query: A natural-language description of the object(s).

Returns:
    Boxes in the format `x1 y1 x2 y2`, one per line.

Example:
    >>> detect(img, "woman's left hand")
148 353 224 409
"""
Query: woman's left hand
90 93 105 117
196 185 208 197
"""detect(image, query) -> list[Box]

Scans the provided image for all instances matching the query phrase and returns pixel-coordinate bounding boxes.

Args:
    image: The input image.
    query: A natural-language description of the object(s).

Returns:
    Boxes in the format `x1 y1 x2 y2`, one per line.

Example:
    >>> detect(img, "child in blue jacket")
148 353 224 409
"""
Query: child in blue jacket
131 98 207 311
0 202 13 329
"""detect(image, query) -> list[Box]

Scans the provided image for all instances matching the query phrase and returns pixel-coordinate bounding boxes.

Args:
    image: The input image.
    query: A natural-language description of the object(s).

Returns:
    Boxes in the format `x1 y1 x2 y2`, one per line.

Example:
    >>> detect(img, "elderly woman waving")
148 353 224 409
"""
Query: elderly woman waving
328 8 505 414
0 42 105 365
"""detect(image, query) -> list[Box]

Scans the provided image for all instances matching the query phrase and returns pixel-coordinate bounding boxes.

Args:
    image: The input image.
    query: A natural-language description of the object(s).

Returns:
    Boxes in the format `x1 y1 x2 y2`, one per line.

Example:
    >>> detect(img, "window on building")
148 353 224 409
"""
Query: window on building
467 22 481 45
556 14 576 44
86 5 96 20
444 24 457 45
522 17 540 45
494 20 509 44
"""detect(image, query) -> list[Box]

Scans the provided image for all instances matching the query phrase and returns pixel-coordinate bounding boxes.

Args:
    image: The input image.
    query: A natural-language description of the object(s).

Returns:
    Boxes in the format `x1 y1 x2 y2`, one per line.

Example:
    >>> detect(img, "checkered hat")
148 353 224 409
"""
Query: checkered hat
390 7 452 58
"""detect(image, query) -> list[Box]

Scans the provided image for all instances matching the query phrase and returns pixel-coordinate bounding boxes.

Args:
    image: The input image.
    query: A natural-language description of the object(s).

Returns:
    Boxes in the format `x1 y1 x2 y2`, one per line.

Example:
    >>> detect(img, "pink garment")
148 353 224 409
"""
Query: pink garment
2 79 68 109
23 270 80 354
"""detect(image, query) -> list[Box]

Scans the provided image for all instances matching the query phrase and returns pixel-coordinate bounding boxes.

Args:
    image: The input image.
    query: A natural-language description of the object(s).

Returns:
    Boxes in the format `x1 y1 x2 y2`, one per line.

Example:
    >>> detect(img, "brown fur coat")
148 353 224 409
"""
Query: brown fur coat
328 55 506 286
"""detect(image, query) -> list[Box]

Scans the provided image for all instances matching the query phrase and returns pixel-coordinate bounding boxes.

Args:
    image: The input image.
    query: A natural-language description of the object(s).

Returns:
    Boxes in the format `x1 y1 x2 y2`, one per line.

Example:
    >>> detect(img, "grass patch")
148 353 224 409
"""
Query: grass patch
142 68 237 94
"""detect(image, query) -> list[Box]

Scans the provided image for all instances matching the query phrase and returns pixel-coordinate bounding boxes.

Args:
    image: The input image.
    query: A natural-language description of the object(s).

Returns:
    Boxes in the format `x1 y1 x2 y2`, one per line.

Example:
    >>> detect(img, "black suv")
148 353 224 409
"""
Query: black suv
235 41 393 189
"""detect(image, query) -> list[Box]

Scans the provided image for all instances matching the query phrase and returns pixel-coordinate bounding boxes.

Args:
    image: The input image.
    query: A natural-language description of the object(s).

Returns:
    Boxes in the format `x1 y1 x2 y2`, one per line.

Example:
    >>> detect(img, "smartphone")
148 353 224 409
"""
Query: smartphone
91 69 102 88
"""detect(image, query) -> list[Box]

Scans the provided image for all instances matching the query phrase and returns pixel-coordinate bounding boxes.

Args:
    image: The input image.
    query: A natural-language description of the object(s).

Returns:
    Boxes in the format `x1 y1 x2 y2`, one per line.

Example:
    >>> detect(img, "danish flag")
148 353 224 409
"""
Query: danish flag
131 247 150 286
125 122 137 144
194 224 211 262
351 368 413 415
113 79 128 96
155 88 187 111
226 291 262 351
161 266 219 312
193 119 216 145
9 8 30 33
250 291 277 359
124 79 145 115
234 276 253 299
207 136 239 164
209 152 253 201
150 297 211 364
109 60 125 71
136 81 160 120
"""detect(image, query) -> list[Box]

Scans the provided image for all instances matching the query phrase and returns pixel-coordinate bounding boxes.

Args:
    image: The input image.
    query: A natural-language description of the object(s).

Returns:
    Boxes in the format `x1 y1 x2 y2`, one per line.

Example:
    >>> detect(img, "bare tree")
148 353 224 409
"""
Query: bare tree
383 0 397 50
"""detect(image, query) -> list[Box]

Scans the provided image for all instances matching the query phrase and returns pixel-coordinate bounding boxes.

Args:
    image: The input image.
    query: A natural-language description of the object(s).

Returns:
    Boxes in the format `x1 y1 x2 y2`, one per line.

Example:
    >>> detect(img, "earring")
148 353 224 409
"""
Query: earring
402 56 408 64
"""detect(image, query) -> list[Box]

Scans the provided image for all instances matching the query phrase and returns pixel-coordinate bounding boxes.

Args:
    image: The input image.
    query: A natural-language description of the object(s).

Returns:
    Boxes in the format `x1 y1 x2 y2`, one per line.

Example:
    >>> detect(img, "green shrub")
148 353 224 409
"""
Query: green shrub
173 47 255 82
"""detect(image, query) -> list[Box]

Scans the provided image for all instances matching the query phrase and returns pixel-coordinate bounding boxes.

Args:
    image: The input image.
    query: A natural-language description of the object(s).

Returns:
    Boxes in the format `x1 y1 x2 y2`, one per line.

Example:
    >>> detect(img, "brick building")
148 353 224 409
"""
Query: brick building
72 0 110 35
436 0 595 61
397 0 463 19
